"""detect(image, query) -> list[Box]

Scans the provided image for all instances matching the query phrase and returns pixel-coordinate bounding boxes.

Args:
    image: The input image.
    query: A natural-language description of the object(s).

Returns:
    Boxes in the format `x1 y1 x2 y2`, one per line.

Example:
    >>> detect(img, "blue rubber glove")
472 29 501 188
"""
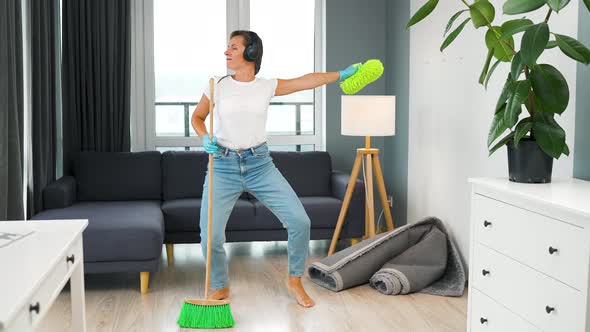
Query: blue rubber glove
338 63 362 81
202 134 219 154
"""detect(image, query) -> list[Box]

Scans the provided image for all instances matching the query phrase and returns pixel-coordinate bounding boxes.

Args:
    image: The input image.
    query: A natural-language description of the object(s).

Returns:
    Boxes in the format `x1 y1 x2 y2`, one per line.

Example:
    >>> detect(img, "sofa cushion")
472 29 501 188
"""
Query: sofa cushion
75 151 162 201
253 196 344 229
161 151 249 200
32 201 164 262
161 198 256 232
270 152 332 197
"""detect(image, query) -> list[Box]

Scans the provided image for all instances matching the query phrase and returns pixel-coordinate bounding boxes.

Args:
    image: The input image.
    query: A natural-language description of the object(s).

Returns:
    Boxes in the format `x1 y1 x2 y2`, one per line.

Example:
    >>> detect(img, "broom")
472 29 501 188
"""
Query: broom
177 78 235 329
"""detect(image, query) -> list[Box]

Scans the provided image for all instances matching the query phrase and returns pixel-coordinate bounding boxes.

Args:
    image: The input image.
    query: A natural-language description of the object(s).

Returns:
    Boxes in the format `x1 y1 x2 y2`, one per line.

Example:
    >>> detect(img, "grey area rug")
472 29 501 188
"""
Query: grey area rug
308 217 466 296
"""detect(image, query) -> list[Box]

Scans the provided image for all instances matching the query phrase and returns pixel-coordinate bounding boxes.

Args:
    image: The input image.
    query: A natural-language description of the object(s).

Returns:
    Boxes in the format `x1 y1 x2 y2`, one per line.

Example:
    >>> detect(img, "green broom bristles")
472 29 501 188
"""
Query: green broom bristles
340 59 384 95
177 301 235 329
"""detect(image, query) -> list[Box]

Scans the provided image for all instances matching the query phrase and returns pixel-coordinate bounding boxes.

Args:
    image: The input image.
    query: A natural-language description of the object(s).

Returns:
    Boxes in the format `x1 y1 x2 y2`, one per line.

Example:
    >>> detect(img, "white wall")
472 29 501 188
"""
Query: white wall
407 0 579 268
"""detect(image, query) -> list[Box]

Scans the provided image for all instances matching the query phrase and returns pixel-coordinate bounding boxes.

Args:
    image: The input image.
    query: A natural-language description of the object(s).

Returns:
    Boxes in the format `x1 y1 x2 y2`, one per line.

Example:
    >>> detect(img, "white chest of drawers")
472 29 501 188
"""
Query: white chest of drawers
467 178 590 332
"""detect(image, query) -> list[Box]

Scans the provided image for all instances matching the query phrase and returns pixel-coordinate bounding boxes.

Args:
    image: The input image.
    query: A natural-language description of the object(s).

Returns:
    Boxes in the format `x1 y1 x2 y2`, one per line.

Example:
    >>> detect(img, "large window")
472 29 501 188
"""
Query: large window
149 0 324 152
153 0 226 138
251 0 315 137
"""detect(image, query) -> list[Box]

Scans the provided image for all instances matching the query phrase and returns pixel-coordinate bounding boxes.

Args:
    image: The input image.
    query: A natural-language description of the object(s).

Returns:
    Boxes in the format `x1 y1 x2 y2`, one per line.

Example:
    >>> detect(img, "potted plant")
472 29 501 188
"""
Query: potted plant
406 0 590 183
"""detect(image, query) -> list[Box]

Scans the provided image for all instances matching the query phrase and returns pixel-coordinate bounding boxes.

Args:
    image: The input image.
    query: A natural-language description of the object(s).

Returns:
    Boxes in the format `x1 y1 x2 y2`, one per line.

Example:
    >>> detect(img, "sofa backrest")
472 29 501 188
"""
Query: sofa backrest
75 151 162 201
161 150 333 200
269 151 333 196
162 151 209 200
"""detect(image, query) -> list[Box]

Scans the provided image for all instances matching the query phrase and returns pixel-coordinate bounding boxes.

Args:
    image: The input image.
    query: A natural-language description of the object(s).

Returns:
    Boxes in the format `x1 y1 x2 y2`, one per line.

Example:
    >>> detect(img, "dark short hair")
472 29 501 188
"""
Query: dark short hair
230 30 263 74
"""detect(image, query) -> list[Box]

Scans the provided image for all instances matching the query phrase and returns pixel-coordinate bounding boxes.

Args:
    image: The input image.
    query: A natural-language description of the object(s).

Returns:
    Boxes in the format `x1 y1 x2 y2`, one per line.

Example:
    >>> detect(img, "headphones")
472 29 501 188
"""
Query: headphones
243 31 261 62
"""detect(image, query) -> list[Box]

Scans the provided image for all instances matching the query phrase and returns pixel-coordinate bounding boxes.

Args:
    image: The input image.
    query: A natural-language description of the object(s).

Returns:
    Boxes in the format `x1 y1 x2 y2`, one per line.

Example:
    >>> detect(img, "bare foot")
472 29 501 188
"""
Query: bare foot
286 276 315 308
207 286 230 300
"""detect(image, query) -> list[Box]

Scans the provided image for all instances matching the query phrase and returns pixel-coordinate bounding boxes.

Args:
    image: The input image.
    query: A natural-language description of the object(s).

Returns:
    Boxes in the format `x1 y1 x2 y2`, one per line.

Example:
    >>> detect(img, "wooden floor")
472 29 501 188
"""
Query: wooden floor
40 240 468 332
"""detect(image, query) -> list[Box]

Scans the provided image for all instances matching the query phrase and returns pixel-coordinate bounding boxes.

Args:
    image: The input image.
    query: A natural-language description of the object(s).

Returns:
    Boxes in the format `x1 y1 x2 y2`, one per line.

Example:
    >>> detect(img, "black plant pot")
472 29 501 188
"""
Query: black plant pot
507 137 553 183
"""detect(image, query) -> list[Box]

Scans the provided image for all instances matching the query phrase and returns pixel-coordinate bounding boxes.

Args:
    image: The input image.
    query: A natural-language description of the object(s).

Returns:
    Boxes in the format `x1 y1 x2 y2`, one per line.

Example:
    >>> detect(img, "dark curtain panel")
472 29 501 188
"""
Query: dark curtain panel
0 0 25 220
30 0 58 216
62 0 131 175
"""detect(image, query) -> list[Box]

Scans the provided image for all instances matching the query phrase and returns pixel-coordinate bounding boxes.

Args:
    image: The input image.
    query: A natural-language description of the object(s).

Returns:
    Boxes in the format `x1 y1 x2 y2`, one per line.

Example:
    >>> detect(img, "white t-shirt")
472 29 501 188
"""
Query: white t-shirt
203 75 278 149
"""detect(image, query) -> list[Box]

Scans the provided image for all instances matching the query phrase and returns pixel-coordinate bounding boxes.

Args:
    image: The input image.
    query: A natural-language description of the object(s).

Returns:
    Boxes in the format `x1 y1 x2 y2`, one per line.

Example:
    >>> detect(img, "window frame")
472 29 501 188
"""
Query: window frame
138 0 326 152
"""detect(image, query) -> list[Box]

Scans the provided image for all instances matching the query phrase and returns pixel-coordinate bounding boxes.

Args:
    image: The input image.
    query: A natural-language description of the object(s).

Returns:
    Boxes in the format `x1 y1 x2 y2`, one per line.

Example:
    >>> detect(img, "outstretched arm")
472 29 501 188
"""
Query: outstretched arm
274 63 360 96
275 72 338 96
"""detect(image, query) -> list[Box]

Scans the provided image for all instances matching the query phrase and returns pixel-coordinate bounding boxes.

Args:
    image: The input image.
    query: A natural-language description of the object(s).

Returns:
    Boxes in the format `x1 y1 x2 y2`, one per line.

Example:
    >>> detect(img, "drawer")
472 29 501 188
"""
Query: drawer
3 307 31 332
27 255 68 327
469 288 539 332
28 238 82 328
66 237 84 272
472 243 585 332
474 194 589 289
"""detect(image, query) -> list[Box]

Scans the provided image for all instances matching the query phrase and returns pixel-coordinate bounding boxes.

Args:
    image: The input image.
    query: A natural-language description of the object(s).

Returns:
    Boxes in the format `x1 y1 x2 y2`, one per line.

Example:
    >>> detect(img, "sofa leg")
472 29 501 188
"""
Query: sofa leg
166 244 174 267
350 238 360 245
140 272 149 294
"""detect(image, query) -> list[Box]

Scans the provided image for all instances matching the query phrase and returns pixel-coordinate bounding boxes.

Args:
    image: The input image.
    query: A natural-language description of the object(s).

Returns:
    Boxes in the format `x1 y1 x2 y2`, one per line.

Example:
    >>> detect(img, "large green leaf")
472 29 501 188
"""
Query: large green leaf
546 0 570 12
546 40 558 49
496 75 514 112
514 117 533 145
532 112 566 159
530 64 569 114
524 92 548 114
480 48 495 84
499 18 534 40
505 79 531 128
585 0 590 13
444 9 469 36
521 23 549 66
406 0 439 29
486 26 515 62
511 51 524 80
503 0 546 15
555 34 590 65
441 18 471 51
485 59 502 89
470 0 495 29
563 142 570 156
489 132 515 156
488 105 508 147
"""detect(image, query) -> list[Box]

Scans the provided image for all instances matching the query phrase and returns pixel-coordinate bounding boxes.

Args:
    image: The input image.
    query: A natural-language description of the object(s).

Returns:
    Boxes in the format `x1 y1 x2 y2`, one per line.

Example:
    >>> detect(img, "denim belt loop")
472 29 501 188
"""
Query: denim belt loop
224 147 229 156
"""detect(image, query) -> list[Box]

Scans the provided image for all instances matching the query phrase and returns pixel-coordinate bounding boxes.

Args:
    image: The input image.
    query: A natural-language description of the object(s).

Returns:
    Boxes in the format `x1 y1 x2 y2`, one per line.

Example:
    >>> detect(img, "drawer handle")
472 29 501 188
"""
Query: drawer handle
483 220 492 227
29 302 40 314
546 306 555 314
480 317 488 324
548 247 558 255
482 269 490 276
66 254 75 264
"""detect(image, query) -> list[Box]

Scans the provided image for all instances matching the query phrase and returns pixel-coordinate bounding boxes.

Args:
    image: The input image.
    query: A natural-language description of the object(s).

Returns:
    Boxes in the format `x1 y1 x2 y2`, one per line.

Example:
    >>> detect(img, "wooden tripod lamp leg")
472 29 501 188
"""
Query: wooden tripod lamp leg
372 154 394 231
365 153 376 237
328 152 363 256
364 197 369 239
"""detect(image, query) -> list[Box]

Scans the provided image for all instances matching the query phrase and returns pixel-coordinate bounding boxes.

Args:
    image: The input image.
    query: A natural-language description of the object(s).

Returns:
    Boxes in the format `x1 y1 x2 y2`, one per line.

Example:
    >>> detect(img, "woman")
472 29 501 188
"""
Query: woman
191 30 360 308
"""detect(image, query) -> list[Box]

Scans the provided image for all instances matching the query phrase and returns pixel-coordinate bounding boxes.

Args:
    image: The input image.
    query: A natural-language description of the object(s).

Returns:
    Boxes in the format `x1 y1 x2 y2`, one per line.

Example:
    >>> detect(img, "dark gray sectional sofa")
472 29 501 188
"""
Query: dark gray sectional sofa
32 150 365 293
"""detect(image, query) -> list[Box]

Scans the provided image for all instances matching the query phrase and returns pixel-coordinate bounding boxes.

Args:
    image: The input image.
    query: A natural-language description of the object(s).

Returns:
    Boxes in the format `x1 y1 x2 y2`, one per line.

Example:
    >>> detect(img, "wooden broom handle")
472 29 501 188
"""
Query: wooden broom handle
204 78 214 298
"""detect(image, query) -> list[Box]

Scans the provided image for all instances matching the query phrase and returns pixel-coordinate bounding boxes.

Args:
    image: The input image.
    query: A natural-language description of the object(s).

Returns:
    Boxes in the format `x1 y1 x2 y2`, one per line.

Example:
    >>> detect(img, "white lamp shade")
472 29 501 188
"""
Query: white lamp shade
341 95 395 136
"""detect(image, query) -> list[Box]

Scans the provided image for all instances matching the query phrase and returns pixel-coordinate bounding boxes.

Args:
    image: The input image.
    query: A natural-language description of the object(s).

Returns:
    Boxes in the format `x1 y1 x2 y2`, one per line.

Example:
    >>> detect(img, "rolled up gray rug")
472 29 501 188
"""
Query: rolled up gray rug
369 226 447 295
308 217 465 297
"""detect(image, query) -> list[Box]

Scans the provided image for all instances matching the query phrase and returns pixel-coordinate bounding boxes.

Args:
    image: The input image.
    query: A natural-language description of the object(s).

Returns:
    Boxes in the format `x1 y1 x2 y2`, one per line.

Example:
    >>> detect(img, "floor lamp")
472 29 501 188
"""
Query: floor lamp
328 95 396 256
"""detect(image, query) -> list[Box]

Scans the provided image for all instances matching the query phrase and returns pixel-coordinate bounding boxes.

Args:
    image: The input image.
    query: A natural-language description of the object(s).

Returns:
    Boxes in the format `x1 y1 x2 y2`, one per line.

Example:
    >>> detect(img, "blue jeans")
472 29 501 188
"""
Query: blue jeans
199 142 311 289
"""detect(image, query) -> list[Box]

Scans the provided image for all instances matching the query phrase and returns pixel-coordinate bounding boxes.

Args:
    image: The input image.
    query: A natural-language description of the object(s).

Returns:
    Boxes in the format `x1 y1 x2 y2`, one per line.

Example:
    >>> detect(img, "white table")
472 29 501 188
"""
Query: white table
0 219 88 332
